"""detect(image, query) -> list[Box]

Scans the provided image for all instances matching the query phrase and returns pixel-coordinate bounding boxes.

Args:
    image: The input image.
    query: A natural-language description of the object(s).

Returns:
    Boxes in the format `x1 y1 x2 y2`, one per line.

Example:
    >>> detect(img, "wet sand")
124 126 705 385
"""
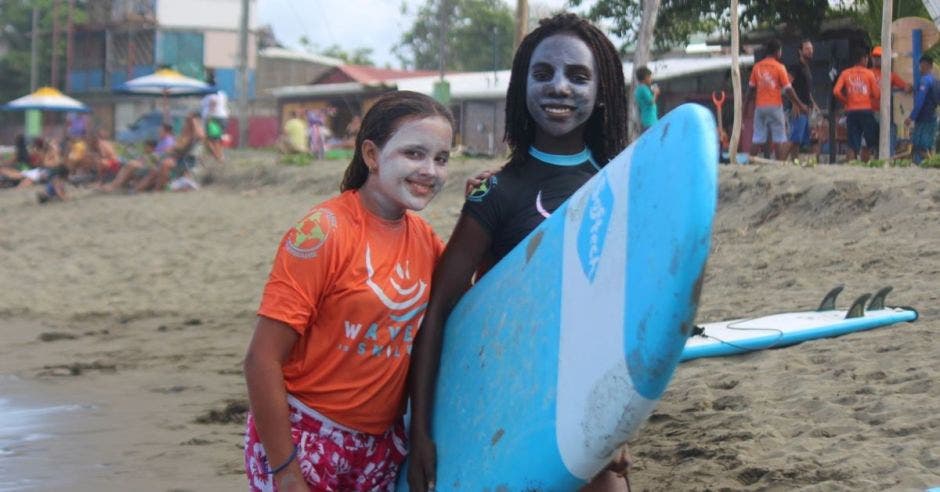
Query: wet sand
0 151 937 490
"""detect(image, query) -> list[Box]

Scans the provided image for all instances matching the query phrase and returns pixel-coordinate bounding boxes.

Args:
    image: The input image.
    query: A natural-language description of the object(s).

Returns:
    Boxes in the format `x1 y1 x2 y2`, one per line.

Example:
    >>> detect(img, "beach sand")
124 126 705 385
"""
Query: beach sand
0 152 937 490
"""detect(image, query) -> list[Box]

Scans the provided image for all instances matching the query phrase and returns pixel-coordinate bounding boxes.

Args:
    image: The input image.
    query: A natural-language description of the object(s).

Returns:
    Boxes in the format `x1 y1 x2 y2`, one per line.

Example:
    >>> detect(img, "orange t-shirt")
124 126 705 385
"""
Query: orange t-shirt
833 66 880 111
869 68 909 109
258 190 445 434
749 57 791 107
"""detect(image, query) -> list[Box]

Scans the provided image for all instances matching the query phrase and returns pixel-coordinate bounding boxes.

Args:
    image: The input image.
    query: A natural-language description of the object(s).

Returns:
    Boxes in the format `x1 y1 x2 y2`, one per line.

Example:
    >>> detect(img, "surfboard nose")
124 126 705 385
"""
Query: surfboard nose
623 104 717 400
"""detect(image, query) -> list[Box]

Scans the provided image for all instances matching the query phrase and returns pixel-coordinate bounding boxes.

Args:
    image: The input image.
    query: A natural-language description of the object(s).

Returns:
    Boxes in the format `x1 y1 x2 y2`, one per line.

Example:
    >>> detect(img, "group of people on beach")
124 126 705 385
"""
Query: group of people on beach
243 12 636 492
0 108 218 201
747 37 939 164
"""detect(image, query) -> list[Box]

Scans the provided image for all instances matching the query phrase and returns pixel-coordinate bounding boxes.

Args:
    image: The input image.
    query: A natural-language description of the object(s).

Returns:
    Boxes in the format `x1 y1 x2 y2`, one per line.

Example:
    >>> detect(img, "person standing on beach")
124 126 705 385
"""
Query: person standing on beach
242 91 454 492
407 13 633 492
634 66 659 132
200 70 229 163
833 48 881 162
906 55 939 164
747 39 809 160
785 39 819 161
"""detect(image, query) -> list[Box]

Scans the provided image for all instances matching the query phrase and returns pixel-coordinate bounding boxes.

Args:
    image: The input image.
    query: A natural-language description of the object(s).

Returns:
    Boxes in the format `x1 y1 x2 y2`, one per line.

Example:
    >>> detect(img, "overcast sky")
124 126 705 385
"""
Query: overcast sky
257 0 594 68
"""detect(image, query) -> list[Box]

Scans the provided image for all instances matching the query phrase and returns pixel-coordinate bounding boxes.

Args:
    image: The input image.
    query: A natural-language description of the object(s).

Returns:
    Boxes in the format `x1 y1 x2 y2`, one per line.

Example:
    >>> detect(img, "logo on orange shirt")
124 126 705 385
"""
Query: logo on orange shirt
285 208 337 259
365 244 428 323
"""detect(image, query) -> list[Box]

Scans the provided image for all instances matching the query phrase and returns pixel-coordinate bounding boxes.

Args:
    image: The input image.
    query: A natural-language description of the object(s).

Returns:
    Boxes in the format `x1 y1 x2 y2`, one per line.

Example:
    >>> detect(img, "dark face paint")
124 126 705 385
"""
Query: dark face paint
525 34 598 153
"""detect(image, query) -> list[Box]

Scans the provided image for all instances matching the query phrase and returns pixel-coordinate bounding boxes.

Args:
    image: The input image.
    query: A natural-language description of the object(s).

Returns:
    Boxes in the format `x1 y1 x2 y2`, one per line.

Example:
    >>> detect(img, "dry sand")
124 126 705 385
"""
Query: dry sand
0 151 937 491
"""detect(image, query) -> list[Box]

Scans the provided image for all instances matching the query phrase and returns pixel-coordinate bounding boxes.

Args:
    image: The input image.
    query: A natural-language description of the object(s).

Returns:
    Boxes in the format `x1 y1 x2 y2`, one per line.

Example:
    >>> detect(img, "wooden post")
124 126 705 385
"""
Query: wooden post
878 0 892 162
728 0 743 163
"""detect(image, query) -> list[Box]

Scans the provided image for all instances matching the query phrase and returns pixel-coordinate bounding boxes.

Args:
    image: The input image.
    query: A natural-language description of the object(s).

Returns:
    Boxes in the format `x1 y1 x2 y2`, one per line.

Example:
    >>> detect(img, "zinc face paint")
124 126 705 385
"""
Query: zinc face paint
526 34 598 153
363 116 452 220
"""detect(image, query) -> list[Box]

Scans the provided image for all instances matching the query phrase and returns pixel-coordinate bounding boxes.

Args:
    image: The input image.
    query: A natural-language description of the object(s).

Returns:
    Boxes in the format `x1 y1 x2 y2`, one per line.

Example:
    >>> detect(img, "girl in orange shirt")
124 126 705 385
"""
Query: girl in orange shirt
243 91 454 492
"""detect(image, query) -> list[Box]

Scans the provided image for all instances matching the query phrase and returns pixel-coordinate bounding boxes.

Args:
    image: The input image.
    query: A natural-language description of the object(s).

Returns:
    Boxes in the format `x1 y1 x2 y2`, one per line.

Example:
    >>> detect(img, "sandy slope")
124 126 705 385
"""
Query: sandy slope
0 153 937 490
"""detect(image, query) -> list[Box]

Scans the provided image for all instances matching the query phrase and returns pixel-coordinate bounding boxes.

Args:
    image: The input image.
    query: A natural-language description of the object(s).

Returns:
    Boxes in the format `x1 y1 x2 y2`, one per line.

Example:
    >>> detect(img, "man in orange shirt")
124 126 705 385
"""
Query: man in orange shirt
746 39 809 160
870 45 912 101
833 48 881 161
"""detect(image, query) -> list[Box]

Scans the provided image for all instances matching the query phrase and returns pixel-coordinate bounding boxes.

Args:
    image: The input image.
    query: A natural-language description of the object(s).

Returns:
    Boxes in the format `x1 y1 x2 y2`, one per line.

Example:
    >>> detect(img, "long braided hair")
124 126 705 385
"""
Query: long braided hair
504 13 628 171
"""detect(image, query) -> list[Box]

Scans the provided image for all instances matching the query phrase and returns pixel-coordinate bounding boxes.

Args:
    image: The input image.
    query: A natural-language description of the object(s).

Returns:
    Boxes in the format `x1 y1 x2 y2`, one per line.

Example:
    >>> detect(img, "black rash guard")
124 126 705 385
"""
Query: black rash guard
462 148 600 264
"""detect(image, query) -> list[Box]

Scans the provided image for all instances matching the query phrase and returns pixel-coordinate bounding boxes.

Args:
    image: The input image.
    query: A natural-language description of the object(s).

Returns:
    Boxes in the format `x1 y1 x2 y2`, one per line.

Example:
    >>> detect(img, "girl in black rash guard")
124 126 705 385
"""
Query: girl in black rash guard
407 12 632 492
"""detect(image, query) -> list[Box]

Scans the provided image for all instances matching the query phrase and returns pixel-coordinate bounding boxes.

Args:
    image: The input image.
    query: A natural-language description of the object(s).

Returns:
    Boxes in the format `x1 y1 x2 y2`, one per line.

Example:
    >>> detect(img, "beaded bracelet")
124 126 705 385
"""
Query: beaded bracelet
267 446 298 475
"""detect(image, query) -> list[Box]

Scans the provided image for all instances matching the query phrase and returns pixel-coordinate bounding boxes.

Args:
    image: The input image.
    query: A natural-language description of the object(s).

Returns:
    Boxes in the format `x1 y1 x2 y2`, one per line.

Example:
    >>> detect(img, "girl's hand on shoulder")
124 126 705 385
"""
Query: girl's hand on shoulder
465 168 498 196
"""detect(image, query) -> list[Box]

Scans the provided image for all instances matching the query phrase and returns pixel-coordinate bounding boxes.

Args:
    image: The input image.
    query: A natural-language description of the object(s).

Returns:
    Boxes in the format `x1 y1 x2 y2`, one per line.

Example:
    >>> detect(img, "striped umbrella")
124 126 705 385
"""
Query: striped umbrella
1 86 89 112
115 68 214 96
116 68 215 119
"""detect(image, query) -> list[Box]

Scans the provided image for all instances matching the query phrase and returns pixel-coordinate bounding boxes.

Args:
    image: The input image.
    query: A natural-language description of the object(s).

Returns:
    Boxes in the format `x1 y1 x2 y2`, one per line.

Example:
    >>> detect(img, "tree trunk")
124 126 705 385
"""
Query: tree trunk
729 0 743 163
631 0 661 140
514 0 528 50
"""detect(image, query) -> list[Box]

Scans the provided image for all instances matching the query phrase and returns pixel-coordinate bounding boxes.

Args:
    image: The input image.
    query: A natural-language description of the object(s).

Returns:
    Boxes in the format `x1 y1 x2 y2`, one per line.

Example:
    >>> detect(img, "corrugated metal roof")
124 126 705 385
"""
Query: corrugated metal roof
259 47 344 67
271 55 756 100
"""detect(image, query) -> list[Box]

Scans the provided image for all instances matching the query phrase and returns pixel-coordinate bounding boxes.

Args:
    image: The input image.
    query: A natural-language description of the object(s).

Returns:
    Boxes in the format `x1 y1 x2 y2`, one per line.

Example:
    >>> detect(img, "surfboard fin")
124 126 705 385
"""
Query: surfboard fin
817 285 845 311
845 293 872 319
867 286 893 311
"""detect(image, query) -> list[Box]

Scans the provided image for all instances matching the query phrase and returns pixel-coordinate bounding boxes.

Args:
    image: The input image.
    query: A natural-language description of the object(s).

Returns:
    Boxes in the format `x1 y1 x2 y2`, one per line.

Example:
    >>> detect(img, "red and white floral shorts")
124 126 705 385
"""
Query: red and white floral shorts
244 399 407 492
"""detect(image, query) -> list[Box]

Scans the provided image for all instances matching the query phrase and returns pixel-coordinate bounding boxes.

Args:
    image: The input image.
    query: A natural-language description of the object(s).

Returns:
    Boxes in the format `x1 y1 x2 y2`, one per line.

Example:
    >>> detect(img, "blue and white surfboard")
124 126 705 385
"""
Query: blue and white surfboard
682 286 919 362
407 104 717 490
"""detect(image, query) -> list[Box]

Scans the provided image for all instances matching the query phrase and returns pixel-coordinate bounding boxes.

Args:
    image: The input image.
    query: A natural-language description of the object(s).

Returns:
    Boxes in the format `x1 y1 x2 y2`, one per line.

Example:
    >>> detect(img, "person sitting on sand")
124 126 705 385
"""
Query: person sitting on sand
242 91 454 491
35 139 70 203
407 13 633 492
0 135 36 188
103 124 176 193
88 130 124 186
135 112 204 192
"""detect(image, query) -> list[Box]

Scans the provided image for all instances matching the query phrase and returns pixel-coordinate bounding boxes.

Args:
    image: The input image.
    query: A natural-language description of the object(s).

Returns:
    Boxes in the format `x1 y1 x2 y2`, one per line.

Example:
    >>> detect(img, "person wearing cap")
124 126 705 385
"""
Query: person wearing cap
870 46 912 96
905 54 939 164
870 45 912 154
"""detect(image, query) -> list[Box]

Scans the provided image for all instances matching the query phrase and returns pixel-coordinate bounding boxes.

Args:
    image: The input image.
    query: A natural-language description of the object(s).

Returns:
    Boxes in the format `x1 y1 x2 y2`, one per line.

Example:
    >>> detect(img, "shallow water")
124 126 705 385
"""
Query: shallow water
0 375 93 492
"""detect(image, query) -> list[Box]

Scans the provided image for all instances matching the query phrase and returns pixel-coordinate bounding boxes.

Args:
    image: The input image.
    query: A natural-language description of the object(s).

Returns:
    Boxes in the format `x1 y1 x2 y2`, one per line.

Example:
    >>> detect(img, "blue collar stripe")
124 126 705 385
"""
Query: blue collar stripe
529 146 599 170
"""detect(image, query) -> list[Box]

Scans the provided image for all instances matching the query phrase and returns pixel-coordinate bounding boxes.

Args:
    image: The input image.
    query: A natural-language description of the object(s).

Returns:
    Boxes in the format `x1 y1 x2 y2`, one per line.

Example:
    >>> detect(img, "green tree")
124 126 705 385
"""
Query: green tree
569 0 831 52
321 44 376 66
394 0 515 71
0 0 87 104
838 0 930 45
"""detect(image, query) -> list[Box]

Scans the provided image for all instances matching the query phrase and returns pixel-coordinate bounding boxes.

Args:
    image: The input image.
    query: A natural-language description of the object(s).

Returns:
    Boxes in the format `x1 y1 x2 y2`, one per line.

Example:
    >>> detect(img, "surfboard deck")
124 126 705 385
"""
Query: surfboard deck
399 104 718 490
682 286 919 362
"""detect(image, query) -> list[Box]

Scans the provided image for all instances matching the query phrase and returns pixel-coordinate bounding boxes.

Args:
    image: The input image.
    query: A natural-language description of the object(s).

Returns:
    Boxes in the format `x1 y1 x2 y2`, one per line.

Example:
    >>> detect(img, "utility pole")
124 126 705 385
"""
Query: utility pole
28 6 40 138
66 0 74 93
51 0 60 88
878 0 892 162
514 0 528 50
237 0 250 148
438 0 448 80
30 7 39 91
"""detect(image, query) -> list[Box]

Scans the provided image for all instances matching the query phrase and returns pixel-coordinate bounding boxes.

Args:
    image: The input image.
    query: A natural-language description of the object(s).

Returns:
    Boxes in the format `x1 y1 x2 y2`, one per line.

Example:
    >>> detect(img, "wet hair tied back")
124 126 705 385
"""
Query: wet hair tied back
341 91 454 191
504 12 628 171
